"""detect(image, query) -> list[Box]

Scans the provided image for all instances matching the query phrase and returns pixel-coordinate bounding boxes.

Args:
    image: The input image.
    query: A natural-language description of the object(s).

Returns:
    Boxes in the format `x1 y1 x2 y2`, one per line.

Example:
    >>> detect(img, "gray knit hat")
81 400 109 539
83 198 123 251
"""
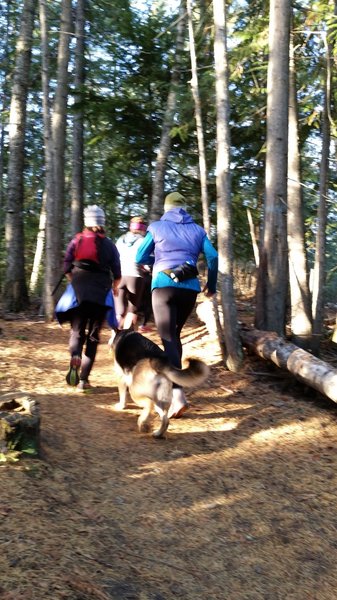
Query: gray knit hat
164 192 186 211
84 205 106 227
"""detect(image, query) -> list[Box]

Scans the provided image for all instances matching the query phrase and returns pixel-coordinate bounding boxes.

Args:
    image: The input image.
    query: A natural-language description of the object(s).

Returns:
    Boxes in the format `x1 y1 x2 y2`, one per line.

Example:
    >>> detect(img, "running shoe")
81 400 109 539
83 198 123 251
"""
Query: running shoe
66 355 81 386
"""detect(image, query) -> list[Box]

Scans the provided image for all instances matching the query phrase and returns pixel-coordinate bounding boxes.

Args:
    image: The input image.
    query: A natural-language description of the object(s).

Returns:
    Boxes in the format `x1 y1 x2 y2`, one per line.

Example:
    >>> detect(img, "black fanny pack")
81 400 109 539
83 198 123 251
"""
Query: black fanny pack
73 260 110 274
163 262 198 283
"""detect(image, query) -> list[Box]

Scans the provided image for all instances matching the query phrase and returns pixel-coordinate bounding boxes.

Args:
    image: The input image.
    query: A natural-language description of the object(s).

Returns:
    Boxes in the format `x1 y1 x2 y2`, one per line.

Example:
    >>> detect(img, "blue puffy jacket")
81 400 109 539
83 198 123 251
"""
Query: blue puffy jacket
135 208 218 293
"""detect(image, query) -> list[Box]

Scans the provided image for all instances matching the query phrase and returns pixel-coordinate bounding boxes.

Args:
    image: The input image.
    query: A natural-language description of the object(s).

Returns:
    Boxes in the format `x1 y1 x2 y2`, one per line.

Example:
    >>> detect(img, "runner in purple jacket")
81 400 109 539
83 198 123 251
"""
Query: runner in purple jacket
136 191 218 417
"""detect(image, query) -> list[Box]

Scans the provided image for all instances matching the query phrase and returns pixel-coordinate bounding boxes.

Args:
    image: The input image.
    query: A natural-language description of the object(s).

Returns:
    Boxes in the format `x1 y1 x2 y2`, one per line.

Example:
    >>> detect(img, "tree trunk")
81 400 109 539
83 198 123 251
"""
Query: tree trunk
150 1 185 221
311 31 332 354
29 190 46 295
29 0 54 298
44 0 73 321
287 26 312 349
71 0 86 236
213 0 242 372
3 0 37 311
186 0 210 235
0 0 11 211
240 328 337 404
246 208 259 267
255 0 290 335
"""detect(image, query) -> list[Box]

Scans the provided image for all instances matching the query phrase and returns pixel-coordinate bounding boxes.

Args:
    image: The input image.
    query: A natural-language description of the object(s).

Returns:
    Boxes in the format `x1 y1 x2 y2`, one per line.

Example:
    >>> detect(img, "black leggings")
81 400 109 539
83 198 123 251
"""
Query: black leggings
152 287 197 369
69 301 107 380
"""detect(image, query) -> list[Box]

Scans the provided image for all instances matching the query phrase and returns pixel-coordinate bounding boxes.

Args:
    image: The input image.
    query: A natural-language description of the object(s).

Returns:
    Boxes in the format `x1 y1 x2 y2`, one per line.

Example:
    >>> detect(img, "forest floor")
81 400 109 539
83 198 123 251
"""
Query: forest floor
1 298 337 600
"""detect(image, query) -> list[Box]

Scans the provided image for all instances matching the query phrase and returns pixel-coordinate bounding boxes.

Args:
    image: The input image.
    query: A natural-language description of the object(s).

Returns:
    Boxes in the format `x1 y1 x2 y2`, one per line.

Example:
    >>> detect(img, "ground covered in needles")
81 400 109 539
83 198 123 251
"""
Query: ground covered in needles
1 300 337 600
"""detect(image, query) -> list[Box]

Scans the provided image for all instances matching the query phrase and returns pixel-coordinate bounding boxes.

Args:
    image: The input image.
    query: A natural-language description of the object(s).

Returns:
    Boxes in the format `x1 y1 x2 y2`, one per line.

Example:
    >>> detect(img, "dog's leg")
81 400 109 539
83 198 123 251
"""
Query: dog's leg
137 400 152 433
113 381 128 411
151 378 171 438
152 402 169 439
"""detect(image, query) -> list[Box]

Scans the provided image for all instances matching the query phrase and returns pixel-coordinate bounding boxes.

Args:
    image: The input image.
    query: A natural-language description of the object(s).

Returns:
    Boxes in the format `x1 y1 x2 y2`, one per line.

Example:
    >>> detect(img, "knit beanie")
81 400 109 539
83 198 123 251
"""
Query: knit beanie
84 205 106 227
164 192 186 212
129 216 147 233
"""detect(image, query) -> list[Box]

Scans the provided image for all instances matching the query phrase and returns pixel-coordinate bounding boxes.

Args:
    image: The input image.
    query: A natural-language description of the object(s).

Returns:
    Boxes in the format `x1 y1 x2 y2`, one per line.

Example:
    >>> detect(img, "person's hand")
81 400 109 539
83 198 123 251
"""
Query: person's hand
203 285 216 298
113 278 121 296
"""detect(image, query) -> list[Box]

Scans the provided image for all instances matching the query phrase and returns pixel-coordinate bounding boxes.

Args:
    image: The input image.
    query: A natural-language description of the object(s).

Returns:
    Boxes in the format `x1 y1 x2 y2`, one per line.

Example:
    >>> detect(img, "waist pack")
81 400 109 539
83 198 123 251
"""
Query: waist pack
163 261 198 283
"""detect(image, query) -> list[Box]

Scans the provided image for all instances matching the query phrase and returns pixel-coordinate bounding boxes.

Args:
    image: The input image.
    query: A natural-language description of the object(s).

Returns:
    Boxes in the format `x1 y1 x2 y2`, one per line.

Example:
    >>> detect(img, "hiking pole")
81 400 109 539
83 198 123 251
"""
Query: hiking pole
51 273 65 296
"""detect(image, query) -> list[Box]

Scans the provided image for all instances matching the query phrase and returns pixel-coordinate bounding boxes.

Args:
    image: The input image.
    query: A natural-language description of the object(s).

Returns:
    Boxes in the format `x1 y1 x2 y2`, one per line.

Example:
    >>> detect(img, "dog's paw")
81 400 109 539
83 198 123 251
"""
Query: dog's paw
138 419 151 433
152 428 167 439
112 402 126 411
152 416 169 439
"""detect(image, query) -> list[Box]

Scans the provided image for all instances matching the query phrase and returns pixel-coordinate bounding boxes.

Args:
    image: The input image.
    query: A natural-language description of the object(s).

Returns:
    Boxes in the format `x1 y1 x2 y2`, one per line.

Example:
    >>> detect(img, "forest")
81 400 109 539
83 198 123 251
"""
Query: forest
1 0 337 363
3 3 337 599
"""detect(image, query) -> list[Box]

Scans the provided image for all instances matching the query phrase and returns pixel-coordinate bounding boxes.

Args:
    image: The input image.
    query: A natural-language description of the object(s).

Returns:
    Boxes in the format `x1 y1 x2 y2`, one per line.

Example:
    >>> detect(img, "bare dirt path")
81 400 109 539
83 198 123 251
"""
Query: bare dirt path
1 313 337 600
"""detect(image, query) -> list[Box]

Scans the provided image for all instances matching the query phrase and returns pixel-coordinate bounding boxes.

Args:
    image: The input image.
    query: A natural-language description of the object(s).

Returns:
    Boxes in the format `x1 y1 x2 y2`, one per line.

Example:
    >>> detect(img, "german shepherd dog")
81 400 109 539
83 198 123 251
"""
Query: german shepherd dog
111 329 209 438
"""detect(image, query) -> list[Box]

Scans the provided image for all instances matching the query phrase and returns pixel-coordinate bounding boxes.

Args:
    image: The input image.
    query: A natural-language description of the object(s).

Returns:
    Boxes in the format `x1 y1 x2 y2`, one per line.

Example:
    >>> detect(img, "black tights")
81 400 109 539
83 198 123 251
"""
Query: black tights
152 287 197 369
69 302 107 380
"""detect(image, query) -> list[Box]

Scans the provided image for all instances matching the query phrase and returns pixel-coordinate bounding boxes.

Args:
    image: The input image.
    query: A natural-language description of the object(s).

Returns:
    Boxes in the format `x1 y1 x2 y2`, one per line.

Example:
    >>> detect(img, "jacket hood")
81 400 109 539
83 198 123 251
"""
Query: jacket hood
122 231 144 246
160 208 194 224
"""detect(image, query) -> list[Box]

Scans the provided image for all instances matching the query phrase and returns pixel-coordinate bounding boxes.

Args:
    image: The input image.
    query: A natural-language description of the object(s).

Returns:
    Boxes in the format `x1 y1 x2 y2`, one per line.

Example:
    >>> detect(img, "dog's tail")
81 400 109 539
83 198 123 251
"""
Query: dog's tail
161 358 209 387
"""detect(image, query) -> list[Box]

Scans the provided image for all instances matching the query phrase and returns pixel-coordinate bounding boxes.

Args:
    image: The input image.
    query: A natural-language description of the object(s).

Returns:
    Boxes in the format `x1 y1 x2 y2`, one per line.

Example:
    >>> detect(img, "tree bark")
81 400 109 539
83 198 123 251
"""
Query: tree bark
246 208 259 267
255 0 290 335
186 0 210 235
4 0 37 311
213 0 242 372
29 191 46 295
150 1 185 221
287 26 312 349
240 328 337 403
29 0 54 297
71 0 86 236
44 0 73 321
0 0 11 211
311 30 332 354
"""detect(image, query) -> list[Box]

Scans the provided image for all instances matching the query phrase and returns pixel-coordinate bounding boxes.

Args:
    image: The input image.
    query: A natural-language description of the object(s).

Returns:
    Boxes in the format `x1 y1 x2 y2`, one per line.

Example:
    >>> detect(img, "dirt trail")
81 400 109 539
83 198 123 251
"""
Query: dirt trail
1 315 337 600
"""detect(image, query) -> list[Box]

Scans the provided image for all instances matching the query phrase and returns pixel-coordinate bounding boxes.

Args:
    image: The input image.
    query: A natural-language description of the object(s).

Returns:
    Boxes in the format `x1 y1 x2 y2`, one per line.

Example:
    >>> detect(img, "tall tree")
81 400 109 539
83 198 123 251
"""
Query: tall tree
255 0 290 335
29 0 53 296
4 0 37 311
311 25 333 352
287 27 312 349
0 0 11 211
71 0 86 236
150 2 186 221
186 0 210 235
44 0 73 320
213 0 242 371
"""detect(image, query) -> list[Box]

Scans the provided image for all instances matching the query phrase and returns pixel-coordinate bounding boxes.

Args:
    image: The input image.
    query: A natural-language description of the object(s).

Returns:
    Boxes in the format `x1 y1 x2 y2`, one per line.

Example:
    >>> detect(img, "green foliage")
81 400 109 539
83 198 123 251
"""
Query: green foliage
1 0 337 302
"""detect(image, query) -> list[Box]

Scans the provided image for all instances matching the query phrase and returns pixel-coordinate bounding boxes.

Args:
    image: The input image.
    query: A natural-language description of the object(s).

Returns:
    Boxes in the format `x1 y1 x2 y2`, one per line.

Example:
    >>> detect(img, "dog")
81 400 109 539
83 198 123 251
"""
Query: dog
110 329 209 438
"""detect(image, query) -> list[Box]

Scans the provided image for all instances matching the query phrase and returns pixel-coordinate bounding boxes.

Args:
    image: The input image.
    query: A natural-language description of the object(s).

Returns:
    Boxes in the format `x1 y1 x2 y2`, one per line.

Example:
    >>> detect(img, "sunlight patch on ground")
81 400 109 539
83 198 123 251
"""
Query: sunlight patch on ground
95 403 126 412
249 417 328 445
193 492 249 512
204 401 255 411
172 417 239 434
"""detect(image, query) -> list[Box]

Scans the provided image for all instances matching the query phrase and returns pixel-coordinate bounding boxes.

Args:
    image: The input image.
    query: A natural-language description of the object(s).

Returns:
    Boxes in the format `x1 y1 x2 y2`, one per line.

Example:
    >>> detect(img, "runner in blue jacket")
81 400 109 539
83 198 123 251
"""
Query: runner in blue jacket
135 191 218 418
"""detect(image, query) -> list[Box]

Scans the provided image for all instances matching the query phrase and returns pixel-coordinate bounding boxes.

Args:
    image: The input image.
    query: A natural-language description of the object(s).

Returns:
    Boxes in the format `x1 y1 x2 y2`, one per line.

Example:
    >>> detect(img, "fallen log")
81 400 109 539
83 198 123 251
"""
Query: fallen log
240 328 337 403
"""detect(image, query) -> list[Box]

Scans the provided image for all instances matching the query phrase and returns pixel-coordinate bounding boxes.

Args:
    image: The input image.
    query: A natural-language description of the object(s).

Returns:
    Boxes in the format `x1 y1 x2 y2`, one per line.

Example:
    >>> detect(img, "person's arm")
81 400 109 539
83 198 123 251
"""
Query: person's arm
135 231 155 266
202 237 218 296
109 243 122 295
63 238 77 281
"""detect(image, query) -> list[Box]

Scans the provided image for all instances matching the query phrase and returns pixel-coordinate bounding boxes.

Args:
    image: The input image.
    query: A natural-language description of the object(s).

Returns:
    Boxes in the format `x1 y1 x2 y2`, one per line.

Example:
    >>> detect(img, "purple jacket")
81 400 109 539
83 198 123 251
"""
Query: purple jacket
147 208 206 276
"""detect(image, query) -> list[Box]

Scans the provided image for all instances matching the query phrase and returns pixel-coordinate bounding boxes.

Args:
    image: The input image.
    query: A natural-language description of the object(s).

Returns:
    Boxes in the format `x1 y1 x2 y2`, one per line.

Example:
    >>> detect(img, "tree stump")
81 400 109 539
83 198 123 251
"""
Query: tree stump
0 392 40 458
